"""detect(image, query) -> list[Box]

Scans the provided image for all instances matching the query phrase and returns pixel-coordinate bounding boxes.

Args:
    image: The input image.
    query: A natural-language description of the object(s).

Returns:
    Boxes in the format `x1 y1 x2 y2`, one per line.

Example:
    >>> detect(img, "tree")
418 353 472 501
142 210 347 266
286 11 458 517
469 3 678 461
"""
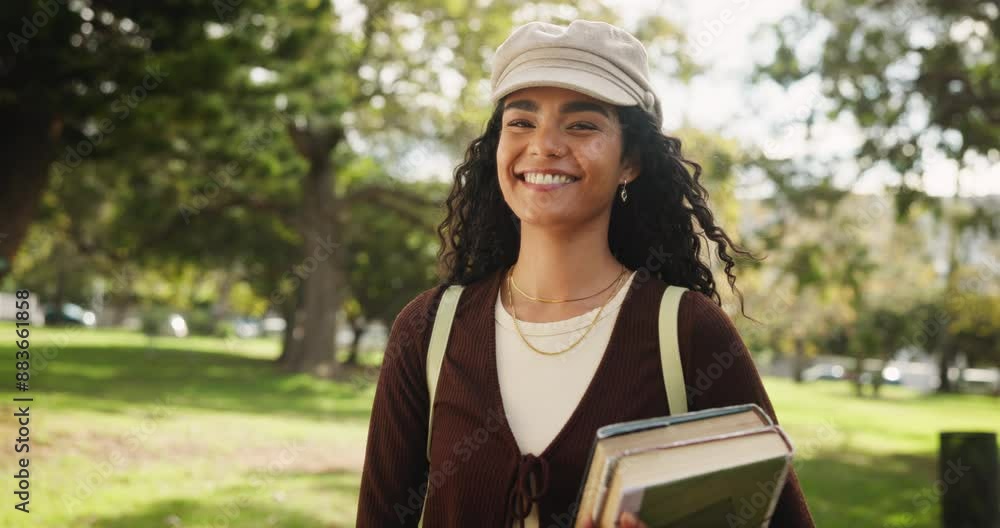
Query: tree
0 0 270 279
852 304 910 397
946 282 1000 371
340 176 444 366
736 153 862 383
755 0 999 391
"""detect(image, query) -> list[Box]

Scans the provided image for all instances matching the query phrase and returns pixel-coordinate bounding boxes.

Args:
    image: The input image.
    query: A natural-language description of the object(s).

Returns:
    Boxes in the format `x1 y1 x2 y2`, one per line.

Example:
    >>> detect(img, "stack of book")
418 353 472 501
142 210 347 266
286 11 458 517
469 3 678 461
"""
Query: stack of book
572 404 794 528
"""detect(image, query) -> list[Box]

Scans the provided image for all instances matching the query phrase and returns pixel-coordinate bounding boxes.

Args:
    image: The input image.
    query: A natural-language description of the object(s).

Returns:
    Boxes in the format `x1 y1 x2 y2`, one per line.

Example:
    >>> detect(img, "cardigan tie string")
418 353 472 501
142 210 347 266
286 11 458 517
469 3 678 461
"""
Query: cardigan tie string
506 453 551 527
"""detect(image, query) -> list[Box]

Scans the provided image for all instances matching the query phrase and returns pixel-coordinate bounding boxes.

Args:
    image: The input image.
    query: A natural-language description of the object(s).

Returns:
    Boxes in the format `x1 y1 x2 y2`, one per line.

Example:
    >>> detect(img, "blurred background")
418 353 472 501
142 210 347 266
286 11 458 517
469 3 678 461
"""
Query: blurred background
0 0 998 526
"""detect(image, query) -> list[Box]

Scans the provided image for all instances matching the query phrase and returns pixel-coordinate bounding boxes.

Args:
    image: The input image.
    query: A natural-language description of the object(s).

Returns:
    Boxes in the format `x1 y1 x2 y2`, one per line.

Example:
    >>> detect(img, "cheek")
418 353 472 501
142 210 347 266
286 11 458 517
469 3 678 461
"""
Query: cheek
495 142 517 196
496 137 516 172
577 137 621 176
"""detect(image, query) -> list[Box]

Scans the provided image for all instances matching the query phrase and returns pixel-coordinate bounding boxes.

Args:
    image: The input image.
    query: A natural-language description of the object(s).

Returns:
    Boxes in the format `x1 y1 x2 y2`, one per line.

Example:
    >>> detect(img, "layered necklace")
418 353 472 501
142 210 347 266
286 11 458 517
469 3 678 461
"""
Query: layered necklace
505 264 628 356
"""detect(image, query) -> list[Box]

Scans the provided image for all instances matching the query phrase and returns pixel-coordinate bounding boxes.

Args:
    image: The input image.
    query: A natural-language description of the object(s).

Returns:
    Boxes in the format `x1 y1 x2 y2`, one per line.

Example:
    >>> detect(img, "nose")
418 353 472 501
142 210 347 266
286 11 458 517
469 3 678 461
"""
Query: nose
528 121 566 158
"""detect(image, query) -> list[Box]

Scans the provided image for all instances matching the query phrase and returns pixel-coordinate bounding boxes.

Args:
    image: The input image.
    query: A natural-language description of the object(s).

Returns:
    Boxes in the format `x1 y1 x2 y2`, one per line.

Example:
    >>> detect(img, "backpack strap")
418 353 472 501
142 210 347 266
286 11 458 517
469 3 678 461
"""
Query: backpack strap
658 285 688 415
426 284 464 460
420 284 464 527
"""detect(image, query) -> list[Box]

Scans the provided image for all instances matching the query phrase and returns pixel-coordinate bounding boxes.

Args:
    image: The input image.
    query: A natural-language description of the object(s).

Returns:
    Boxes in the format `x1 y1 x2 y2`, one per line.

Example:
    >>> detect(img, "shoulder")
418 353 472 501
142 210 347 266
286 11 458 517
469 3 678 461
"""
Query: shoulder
390 268 500 336
675 289 749 368
678 289 738 332
382 284 451 373
640 279 737 331
672 291 779 420
389 283 450 341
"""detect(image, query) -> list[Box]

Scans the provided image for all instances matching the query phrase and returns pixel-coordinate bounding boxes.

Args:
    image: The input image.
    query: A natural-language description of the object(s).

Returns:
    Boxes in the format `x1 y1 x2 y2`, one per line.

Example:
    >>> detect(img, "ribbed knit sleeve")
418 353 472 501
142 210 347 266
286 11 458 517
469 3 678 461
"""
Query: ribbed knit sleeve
356 286 443 527
678 291 816 528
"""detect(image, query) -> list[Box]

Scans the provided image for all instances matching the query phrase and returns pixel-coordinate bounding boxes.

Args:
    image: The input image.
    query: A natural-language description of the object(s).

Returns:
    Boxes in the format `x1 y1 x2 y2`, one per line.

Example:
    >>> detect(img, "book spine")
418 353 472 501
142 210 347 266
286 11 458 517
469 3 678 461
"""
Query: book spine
759 454 793 527
590 453 623 523
760 427 795 527
572 435 601 527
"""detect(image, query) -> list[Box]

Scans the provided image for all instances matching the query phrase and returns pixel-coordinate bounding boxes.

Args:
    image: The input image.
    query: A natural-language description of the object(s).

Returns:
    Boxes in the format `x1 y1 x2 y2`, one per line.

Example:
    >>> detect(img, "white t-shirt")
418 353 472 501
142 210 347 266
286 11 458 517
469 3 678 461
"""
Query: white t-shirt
494 270 636 528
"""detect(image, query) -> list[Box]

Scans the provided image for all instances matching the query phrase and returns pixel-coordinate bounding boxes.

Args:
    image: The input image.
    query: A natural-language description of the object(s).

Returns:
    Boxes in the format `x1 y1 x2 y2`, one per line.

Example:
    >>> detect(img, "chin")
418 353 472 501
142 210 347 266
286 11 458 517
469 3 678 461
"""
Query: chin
515 210 583 229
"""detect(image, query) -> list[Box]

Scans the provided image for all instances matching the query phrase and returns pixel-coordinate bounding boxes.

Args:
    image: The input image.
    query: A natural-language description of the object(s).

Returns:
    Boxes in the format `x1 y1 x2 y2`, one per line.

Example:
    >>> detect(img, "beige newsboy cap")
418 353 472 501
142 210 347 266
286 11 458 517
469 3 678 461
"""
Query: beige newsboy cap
490 19 662 126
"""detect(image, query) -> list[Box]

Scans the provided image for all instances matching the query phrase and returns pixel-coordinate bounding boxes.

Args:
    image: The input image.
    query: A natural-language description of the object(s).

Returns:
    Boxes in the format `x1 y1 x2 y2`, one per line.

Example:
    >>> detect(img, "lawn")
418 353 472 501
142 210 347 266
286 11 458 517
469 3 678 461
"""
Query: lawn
0 325 996 527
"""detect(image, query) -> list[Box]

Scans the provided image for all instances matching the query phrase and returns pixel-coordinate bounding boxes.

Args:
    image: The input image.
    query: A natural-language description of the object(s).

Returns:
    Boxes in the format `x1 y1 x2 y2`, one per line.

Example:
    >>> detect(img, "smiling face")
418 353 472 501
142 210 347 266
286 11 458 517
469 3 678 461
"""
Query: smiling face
496 86 638 230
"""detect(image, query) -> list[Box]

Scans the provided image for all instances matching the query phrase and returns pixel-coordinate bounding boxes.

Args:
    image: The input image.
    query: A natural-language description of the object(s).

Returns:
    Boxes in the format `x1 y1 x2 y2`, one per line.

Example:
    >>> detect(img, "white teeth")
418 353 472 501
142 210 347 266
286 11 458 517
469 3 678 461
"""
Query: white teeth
522 172 577 185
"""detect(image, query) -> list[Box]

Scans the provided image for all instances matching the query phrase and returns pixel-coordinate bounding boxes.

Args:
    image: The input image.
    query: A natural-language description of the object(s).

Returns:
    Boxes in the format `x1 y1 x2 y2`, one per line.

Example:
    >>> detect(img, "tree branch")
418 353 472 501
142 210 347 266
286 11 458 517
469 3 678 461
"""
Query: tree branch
342 184 439 230
70 192 297 265
343 183 440 209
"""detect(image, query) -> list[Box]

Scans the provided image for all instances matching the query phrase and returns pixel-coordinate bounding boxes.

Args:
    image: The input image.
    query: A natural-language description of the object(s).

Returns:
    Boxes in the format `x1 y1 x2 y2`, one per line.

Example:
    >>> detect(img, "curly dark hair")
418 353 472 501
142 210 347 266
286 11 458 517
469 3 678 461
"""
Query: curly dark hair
435 99 760 319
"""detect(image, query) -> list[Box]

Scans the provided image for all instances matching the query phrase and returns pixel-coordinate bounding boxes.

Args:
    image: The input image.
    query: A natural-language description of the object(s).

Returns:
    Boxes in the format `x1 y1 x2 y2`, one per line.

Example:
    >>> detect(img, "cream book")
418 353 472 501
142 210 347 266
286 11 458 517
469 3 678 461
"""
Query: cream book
571 404 794 528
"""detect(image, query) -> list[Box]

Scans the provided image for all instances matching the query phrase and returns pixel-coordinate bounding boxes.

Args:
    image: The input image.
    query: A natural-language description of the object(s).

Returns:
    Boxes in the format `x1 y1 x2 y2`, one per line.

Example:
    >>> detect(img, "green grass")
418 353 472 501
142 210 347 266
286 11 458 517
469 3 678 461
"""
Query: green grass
0 325 371 528
0 324 996 527
766 381 1000 526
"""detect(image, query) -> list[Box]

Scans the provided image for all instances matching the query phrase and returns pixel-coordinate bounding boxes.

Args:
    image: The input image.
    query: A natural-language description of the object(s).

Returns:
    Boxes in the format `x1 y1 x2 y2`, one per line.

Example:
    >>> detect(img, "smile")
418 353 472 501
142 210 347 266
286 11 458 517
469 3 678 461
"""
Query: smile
515 171 581 190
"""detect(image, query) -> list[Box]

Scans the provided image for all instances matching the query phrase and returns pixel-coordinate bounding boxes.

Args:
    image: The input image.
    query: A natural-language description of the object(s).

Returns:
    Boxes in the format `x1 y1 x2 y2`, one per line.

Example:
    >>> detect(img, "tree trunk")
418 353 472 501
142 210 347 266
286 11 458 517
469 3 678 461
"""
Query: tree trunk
54 266 66 309
938 340 955 393
344 319 366 366
279 122 346 377
211 271 238 322
853 356 865 397
937 175 962 394
278 266 306 366
0 110 61 281
107 300 130 327
792 336 805 383
282 153 345 377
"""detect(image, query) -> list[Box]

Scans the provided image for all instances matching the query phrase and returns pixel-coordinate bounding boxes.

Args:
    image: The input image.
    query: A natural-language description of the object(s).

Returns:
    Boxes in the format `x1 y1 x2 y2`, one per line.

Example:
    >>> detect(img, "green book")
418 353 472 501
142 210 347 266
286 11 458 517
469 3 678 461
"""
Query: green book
571 404 794 528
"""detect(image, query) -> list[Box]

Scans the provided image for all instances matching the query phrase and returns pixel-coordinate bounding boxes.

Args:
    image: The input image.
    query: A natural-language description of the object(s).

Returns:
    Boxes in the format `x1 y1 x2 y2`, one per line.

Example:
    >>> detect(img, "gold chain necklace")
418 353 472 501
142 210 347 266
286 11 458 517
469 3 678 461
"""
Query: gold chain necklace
506 266 627 356
511 267 626 303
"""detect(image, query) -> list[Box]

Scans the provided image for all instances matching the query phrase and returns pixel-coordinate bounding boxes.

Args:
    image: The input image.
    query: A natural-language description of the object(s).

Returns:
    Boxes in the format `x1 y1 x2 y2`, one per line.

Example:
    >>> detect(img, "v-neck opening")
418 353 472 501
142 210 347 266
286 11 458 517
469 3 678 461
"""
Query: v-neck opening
486 266 639 459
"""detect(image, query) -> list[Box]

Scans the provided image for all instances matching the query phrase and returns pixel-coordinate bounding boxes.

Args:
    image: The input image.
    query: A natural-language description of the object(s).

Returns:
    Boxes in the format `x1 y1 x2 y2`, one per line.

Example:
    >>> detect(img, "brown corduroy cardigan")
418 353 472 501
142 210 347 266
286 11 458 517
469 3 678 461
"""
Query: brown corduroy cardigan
356 267 815 527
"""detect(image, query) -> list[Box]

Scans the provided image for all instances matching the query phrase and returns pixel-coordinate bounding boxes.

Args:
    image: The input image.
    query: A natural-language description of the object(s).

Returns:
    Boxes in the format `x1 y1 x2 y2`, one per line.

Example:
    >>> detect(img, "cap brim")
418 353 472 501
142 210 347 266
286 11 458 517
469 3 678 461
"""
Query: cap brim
491 64 639 109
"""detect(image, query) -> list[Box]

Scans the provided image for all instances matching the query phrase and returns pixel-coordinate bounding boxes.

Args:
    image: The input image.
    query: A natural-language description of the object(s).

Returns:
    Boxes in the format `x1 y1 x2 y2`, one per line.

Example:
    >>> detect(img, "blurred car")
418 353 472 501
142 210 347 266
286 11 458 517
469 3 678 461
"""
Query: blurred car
230 316 285 338
233 317 261 338
44 303 96 327
854 367 904 386
801 363 846 382
261 316 286 335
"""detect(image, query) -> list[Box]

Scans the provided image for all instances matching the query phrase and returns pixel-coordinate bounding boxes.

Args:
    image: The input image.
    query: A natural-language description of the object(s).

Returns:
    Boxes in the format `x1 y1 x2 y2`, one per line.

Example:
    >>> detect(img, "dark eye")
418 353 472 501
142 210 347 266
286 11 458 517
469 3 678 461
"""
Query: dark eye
570 122 597 130
506 119 533 128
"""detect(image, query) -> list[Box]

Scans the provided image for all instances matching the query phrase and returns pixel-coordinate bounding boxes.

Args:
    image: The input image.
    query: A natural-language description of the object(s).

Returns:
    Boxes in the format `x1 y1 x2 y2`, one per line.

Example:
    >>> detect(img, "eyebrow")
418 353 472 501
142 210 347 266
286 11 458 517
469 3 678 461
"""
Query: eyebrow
502 99 610 118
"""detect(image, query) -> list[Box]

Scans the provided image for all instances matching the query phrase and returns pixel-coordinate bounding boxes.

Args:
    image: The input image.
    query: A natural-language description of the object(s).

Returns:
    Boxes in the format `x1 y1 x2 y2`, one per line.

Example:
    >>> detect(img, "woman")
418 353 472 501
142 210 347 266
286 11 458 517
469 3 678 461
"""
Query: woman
357 19 815 528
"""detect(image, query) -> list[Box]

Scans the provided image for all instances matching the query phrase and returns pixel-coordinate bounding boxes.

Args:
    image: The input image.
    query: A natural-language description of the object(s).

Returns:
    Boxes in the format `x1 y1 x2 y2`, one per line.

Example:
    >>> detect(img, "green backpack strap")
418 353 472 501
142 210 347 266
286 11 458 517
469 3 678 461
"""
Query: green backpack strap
419 284 463 527
658 285 688 415
425 284 464 460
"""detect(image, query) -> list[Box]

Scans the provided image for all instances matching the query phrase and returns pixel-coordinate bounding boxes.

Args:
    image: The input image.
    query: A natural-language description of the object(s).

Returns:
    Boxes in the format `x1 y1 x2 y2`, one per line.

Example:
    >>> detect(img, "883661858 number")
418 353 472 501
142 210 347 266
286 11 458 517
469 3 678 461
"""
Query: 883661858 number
14 289 31 392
